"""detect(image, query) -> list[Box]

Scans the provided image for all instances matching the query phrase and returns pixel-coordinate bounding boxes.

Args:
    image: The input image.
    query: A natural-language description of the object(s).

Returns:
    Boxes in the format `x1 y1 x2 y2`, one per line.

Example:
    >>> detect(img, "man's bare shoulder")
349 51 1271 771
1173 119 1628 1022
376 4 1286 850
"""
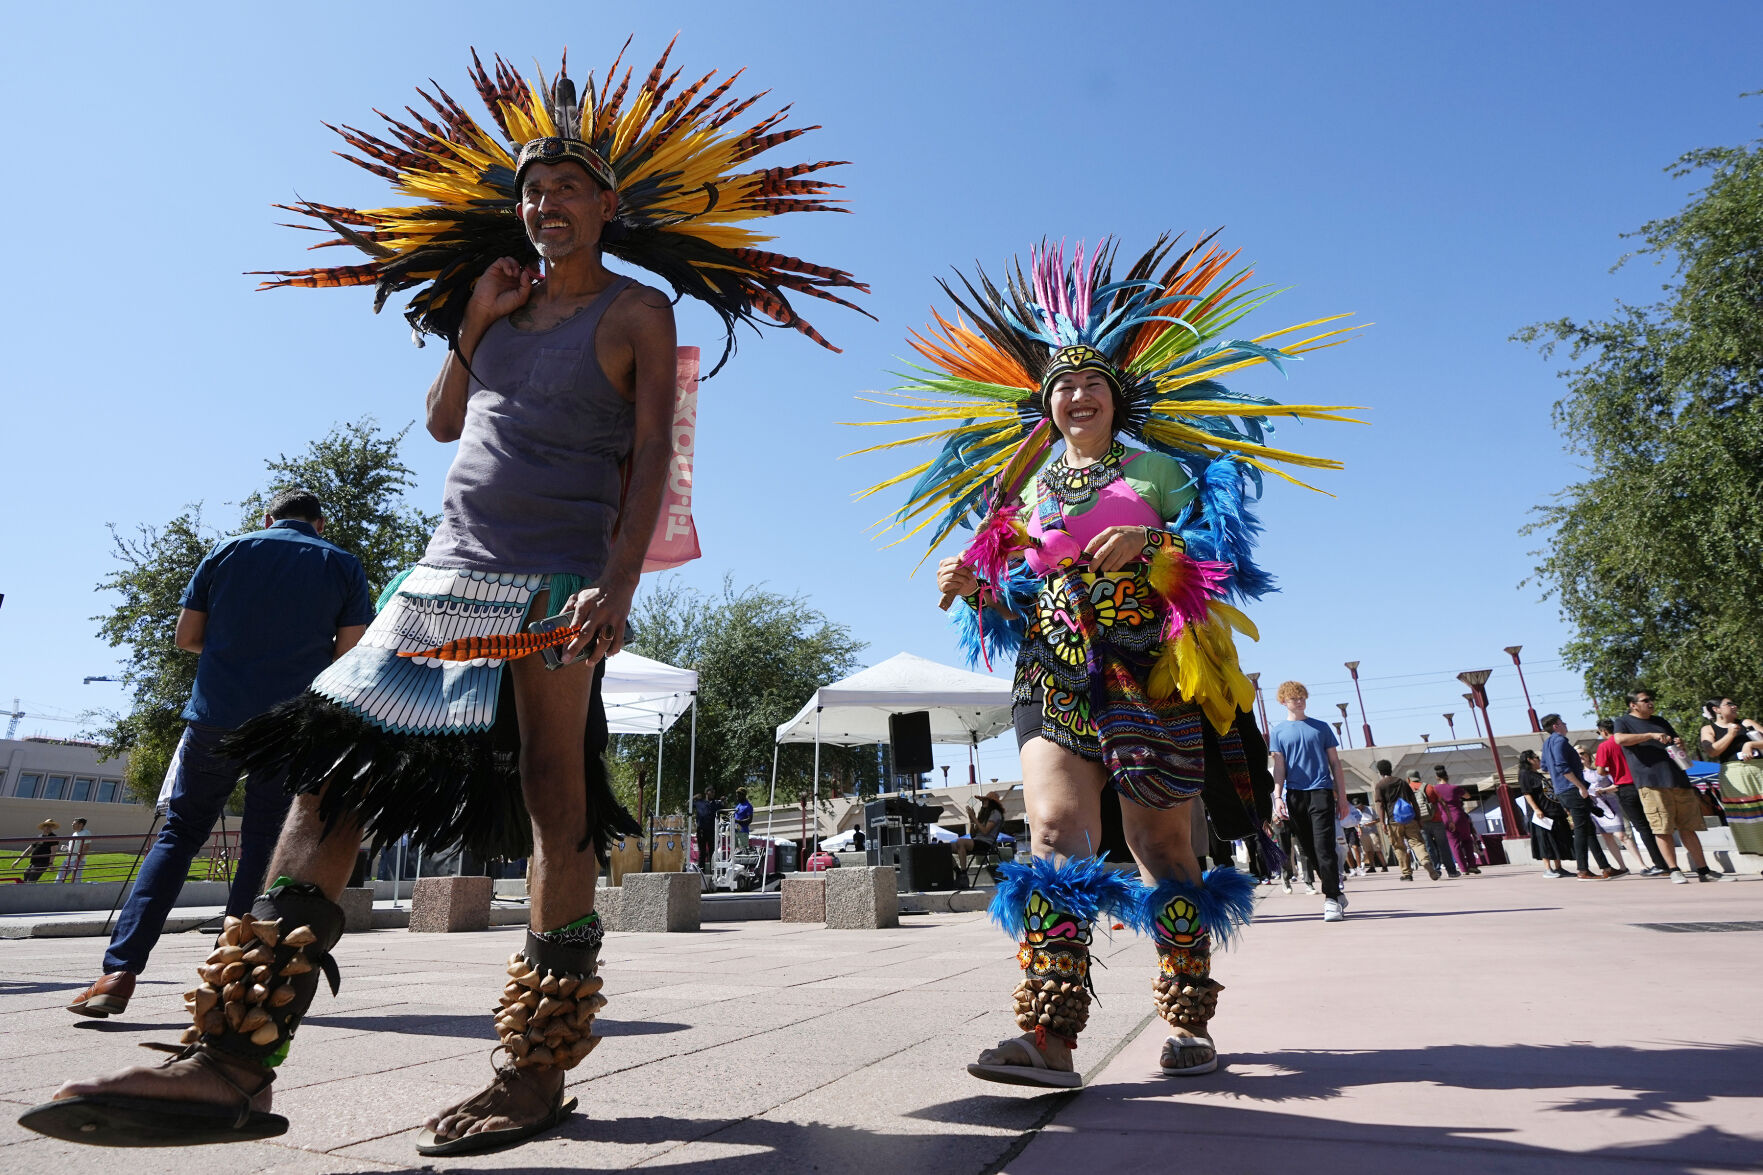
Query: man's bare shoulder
609 279 675 326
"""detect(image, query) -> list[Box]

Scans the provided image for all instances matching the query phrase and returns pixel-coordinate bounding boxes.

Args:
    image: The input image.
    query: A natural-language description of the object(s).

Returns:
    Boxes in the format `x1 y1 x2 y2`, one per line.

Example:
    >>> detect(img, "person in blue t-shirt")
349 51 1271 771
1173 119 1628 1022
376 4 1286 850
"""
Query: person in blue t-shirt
65 489 374 1019
1268 681 1350 922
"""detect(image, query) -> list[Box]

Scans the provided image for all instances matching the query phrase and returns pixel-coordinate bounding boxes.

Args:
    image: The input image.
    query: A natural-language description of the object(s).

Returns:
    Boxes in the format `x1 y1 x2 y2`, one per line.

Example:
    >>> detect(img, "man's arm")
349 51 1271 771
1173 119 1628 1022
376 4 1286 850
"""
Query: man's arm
427 258 540 442
1270 751 1287 818
334 624 367 660
563 289 678 664
175 608 207 654
1327 746 1349 820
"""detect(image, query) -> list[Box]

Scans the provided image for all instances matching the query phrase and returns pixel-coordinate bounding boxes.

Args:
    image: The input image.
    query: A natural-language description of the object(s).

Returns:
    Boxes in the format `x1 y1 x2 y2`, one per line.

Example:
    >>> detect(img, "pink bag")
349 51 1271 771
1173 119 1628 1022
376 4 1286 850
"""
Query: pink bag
641 346 702 573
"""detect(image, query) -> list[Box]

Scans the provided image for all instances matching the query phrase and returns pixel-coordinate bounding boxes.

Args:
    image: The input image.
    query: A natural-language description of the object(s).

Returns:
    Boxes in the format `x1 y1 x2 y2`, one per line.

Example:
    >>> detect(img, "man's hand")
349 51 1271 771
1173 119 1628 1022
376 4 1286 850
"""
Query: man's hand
1336 791 1350 822
465 258 541 336
1083 526 1151 574
937 557 980 600
561 573 638 665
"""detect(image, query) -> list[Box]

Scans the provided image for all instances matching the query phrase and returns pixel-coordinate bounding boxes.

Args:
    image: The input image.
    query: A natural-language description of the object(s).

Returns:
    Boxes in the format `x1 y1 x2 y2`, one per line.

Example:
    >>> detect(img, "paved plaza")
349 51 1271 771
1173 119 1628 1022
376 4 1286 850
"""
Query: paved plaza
1 867 1759 1174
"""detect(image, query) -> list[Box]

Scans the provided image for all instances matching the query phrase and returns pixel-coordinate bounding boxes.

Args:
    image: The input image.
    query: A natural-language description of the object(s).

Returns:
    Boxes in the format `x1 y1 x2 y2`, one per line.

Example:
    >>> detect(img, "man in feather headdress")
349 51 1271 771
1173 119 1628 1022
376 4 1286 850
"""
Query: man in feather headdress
32 118 674 1157
23 31 876 1149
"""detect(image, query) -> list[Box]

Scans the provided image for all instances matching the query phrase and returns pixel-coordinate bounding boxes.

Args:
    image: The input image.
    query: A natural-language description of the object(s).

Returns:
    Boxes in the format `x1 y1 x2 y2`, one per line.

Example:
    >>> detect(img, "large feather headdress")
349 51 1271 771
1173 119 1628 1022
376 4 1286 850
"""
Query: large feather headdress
254 38 871 375
853 232 1364 562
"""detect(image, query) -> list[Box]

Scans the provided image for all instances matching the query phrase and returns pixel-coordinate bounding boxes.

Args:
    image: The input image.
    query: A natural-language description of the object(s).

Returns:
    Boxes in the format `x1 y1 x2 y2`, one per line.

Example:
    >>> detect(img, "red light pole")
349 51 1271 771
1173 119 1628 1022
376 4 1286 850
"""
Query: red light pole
1443 713 1457 739
1344 661 1375 747
1458 669 1518 839
1419 733 1430 743
1335 702 1354 748
1504 645 1541 733
1464 693 1483 738
1331 721 1344 745
1247 672 1269 741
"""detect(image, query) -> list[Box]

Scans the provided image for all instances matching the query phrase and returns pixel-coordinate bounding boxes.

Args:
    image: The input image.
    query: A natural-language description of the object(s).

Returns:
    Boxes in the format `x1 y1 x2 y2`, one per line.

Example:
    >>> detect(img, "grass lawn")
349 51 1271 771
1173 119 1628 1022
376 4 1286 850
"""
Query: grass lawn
2 850 228 886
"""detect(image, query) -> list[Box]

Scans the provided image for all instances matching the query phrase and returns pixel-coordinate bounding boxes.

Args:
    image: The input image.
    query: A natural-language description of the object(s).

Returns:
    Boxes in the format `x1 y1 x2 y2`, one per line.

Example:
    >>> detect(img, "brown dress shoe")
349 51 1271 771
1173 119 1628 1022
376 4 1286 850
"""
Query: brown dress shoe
67 971 135 1017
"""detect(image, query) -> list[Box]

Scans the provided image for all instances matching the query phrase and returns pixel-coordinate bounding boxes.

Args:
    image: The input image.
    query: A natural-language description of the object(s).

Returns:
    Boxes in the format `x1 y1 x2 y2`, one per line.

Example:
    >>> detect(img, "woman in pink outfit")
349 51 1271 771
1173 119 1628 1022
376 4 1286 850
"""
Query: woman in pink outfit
1429 765 1483 875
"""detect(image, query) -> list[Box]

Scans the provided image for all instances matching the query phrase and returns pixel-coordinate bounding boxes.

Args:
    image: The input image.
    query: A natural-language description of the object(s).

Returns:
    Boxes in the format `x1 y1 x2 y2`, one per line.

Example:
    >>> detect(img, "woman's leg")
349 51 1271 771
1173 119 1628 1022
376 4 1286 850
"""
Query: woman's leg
972 737 1104 1079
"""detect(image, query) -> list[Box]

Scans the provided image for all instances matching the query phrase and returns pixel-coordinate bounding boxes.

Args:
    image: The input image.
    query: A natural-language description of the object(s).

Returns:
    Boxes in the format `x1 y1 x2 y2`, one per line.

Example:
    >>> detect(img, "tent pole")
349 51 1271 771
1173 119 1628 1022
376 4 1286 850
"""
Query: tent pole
812 708 822 854
764 740 780 870
687 695 697 800
653 719 665 837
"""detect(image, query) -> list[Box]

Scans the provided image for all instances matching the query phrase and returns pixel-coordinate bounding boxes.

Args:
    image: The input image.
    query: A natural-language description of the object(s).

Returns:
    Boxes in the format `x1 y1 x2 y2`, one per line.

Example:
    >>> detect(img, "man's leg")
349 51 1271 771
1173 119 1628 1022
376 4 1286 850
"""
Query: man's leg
1639 788 1682 871
229 760 295 917
425 643 601 1145
1425 823 1459 876
1300 792 1342 901
1616 787 1669 871
47 788 361 1127
101 726 236 978
1405 823 1438 878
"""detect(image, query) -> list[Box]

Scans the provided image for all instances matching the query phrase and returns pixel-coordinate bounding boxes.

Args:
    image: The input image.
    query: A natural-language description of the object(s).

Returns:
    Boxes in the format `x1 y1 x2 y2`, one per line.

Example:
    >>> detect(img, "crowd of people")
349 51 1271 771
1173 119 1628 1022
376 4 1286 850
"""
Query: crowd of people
1252 681 1753 921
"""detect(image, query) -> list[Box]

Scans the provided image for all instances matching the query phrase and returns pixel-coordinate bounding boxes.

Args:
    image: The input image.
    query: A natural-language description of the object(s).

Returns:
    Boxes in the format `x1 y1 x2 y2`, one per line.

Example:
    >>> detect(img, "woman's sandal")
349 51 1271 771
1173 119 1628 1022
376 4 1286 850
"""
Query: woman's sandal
17 1051 286 1147
1159 1034 1218 1077
414 1069 577 1157
967 1037 1083 1089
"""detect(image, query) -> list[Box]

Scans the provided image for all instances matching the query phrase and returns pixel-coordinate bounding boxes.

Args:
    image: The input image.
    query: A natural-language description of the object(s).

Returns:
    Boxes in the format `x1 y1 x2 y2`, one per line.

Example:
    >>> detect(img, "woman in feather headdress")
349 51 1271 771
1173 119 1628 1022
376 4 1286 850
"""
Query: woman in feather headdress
858 234 1360 1085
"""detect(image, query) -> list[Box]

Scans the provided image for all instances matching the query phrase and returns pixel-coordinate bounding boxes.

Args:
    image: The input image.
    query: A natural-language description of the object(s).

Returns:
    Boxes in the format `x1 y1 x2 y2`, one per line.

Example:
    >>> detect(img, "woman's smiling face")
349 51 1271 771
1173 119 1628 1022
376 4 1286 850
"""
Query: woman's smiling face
1046 369 1115 447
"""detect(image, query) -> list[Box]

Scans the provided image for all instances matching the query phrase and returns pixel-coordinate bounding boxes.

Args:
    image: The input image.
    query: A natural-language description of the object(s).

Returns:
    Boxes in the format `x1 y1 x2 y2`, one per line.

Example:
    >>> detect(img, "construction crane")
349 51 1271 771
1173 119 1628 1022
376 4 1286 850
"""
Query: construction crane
4 698 24 741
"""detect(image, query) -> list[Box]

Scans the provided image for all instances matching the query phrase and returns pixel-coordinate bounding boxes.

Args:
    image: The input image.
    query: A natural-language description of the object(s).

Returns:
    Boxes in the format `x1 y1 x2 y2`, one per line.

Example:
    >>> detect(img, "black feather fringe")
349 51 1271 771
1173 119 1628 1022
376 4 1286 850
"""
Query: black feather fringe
220 688 638 867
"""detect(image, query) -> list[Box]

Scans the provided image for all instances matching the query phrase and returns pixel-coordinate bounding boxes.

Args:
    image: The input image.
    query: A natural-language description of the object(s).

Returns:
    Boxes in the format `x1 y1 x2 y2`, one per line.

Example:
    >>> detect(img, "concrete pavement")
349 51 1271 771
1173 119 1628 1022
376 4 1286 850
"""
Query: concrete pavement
0 864 1758 1173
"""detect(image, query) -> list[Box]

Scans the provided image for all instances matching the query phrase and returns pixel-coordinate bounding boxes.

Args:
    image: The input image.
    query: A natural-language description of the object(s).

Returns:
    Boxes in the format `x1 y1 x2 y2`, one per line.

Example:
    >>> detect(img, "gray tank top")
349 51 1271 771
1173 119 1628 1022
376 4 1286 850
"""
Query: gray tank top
423 276 635 579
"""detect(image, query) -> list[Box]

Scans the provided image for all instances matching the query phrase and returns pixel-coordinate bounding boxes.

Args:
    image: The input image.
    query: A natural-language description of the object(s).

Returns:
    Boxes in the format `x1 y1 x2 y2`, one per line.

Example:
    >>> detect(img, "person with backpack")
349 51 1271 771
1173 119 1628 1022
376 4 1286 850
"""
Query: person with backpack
1408 769 1459 878
1372 762 1439 881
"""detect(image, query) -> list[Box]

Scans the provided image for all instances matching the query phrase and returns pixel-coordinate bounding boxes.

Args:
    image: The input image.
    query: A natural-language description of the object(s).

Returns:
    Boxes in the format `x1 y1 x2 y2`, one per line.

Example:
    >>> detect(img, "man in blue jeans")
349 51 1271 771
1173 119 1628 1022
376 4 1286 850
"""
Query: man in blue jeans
66 488 372 1017
1269 680 1351 922
1540 713 1619 881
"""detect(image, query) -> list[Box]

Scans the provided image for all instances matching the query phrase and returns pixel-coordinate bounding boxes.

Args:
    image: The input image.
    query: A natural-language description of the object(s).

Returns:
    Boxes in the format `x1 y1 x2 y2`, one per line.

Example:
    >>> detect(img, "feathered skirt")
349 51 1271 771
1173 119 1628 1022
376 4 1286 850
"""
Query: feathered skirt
220 565 637 862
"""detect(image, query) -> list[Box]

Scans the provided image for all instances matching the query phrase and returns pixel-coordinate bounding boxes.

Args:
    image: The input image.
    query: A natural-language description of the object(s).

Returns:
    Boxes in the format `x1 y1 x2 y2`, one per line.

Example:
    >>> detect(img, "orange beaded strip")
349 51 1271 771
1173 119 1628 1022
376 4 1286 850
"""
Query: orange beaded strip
397 626 581 662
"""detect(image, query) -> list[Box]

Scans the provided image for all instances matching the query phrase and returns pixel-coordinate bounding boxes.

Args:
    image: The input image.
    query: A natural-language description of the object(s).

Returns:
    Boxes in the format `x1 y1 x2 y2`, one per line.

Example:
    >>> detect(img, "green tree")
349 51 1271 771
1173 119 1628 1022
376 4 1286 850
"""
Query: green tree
1517 111 1763 732
612 576 876 823
92 418 438 802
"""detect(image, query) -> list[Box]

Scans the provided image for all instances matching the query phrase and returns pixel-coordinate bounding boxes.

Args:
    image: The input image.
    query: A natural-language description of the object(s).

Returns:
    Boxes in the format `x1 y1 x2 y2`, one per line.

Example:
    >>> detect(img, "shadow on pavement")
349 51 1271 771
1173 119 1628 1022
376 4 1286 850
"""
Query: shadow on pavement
1253 907 1558 924
1214 1041 1763 1111
302 1012 690 1039
1010 1041 1763 1173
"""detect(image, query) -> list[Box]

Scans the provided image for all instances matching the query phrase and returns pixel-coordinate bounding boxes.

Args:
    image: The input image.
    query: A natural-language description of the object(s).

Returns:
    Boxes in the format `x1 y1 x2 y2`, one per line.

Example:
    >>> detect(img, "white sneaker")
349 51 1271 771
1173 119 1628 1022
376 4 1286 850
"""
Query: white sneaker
1337 891 1350 911
1669 870 1690 885
1303 883 1318 895
1322 899 1344 922
1281 879 1292 894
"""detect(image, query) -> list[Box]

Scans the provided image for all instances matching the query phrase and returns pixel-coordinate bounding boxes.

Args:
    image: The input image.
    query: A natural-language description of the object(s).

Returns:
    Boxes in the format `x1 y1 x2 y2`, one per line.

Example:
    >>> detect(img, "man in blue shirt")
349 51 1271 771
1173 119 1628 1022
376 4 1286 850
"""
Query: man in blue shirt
1539 714 1619 881
1268 681 1350 922
66 489 373 1018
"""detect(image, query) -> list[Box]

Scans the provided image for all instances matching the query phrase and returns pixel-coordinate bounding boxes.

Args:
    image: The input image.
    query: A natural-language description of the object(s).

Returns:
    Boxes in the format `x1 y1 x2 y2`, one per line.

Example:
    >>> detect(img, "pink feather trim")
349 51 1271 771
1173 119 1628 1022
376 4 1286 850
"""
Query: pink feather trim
1148 545 1232 641
963 502 1031 586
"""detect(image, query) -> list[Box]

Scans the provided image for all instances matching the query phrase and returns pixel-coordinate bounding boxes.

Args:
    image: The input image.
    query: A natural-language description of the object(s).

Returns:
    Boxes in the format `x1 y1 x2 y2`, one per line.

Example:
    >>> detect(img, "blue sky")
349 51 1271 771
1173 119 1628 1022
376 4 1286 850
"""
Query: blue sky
2 2 1759 784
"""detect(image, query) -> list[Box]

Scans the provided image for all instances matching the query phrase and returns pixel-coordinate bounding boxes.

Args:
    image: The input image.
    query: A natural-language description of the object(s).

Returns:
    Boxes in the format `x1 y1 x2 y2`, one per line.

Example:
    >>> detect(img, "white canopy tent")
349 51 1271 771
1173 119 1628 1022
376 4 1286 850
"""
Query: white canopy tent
763 652 1014 847
600 651 699 828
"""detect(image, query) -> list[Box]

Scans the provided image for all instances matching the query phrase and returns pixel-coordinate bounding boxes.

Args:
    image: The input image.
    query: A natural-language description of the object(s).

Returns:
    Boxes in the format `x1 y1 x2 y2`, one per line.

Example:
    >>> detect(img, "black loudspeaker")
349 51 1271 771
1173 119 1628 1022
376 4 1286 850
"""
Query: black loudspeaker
868 842 956 892
889 710 934 777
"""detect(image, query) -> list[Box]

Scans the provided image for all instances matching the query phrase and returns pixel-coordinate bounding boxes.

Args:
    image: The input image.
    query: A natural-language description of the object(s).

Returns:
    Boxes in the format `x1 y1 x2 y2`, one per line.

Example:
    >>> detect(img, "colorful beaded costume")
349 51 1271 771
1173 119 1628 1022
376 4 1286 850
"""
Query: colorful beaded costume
862 235 1361 1080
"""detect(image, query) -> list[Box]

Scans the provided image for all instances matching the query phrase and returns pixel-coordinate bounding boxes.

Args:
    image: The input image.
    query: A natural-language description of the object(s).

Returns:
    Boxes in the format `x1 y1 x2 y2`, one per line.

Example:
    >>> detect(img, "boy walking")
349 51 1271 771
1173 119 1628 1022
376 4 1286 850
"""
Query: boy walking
1269 682 1350 922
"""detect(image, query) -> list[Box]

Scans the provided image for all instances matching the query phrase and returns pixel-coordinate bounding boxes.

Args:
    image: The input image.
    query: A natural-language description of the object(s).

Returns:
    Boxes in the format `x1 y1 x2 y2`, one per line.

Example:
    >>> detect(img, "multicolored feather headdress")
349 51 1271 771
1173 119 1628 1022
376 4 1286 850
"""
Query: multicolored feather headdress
853 232 1365 564
254 38 871 375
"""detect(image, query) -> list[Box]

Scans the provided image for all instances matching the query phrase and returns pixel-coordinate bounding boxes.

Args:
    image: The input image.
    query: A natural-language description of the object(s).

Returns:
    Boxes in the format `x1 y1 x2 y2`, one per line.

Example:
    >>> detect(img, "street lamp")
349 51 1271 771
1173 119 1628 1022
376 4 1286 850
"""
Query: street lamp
1420 733 1430 743
1344 661 1375 747
1443 713 1457 739
1458 668 1517 839
1463 693 1483 738
1246 672 1269 741
1503 645 1541 733
1335 702 1354 748
1331 721 1344 743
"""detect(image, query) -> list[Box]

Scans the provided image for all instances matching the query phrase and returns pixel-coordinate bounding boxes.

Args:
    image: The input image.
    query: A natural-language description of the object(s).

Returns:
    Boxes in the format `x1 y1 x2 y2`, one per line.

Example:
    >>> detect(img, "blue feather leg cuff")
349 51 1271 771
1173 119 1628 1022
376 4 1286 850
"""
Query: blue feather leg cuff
988 854 1140 940
1130 866 1258 953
